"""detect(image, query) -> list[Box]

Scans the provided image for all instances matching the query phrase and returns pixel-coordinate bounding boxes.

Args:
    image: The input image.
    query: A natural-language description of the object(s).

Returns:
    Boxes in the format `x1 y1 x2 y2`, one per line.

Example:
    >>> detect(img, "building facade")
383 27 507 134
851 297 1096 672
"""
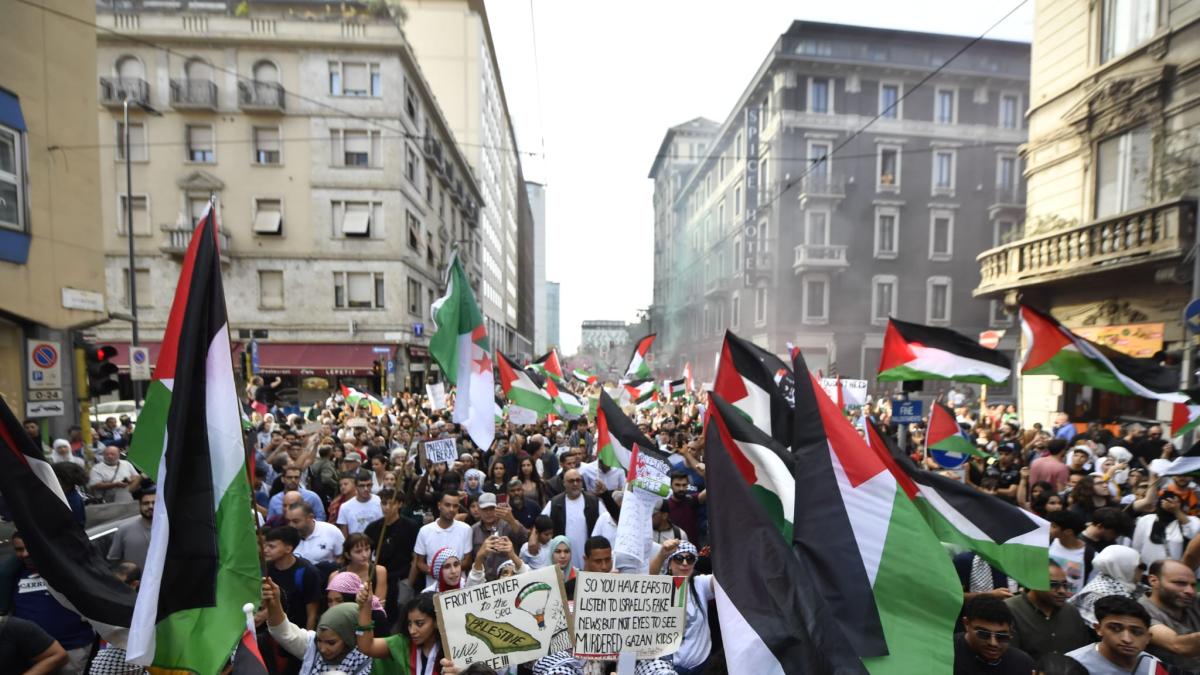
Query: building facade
92 0 484 401
527 181 547 354
974 0 1200 425
649 22 1030 392
1 0 109 433
403 0 533 358
546 280 560 351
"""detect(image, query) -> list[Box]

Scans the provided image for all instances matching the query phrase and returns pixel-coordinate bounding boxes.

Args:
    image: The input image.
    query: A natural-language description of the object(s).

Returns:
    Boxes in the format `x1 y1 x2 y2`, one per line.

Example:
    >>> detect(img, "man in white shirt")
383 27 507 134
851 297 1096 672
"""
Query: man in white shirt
88 446 139 503
541 469 601 570
579 457 624 494
413 490 473 588
335 472 382 536
287 502 344 565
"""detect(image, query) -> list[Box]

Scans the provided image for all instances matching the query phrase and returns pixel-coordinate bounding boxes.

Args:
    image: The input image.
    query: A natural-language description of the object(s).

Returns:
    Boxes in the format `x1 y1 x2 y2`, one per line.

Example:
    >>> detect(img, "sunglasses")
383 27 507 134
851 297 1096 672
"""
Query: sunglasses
973 628 1012 644
1048 581 1070 590
672 554 697 565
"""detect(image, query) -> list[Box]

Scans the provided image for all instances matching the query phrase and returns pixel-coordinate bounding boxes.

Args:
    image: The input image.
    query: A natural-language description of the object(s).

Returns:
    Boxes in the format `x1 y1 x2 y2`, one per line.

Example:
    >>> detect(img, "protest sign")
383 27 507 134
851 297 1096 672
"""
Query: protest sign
573 572 686 660
346 418 369 429
436 564 572 670
509 406 537 425
613 487 659 571
424 438 458 465
627 443 670 498
820 378 868 407
426 382 447 410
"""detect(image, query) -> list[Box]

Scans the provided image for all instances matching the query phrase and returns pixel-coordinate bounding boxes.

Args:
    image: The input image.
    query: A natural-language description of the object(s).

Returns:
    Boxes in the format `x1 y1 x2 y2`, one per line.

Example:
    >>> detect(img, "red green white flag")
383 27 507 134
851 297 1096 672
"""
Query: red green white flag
430 252 495 451
624 334 656 380
927 401 989 469
497 351 555 415
1172 402 1200 438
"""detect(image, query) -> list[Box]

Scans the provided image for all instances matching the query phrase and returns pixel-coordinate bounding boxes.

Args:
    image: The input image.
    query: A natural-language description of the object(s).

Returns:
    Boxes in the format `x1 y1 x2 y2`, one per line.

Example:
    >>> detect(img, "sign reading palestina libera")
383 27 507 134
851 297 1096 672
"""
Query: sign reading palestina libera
573 572 687 660
436 564 572 670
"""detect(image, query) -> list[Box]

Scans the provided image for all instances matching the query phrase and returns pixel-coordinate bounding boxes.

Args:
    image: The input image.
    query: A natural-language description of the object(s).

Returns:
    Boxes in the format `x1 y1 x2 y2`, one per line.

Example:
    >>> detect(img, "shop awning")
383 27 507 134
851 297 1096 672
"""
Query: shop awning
107 342 393 376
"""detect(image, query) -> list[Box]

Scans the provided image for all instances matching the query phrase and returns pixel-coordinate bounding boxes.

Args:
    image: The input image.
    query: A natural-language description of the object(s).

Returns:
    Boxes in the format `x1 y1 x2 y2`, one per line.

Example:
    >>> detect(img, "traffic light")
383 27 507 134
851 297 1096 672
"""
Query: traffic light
84 343 120 398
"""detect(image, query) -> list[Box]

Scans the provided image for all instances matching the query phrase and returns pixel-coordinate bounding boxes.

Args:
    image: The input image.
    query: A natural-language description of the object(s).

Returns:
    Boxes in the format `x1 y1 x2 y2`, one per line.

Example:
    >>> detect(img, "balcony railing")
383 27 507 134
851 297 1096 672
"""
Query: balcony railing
704 275 738 298
99 77 150 107
237 81 285 112
170 79 218 110
798 173 845 199
793 244 849 272
993 183 1023 207
161 223 231 261
974 198 1196 296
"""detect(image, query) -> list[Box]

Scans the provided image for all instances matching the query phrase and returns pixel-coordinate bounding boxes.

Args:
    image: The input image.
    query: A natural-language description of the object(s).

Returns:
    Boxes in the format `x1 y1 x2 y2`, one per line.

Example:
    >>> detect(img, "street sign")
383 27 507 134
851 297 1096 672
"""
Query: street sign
130 346 151 381
892 398 924 423
250 340 260 374
28 389 63 402
372 346 391 354
386 359 395 374
25 400 65 418
27 340 62 390
413 323 425 337
979 330 1006 349
1186 299 1200 334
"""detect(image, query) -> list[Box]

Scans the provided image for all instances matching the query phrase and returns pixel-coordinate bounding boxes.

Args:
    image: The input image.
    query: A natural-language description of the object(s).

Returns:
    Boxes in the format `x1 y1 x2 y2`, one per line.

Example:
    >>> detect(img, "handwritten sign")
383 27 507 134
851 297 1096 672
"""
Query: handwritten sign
819 378 868 407
613 488 659 571
509 406 538 425
424 438 459 465
427 382 447 410
628 446 670 498
436 564 572 670
572 572 686 660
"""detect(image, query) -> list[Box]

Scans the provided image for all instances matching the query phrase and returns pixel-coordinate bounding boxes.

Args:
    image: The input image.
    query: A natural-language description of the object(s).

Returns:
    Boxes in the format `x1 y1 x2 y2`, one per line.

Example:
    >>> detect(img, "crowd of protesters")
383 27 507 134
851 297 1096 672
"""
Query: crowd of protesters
7 378 1200 674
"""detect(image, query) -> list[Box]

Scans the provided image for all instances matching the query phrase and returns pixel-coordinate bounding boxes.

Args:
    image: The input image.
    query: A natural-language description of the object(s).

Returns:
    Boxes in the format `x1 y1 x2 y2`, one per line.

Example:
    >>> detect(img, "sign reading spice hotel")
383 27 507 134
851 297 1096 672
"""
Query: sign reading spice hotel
436 565 572 670
572 572 687 660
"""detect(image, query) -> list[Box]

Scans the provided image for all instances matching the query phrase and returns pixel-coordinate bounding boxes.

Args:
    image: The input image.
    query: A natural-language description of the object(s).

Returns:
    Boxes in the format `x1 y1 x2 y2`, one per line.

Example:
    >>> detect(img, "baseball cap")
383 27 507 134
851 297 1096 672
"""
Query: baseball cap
478 492 497 509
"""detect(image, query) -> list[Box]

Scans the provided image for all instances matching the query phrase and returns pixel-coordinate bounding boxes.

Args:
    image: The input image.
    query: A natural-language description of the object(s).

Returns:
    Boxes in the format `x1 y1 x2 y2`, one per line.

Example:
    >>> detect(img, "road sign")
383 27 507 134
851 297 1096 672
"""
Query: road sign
892 398 924 423
28 389 63 402
26 400 65 418
413 323 424 337
130 346 151 381
27 340 62 390
1186 299 1200 334
373 346 391 354
979 330 1006 349
250 340 260 374
386 359 395 374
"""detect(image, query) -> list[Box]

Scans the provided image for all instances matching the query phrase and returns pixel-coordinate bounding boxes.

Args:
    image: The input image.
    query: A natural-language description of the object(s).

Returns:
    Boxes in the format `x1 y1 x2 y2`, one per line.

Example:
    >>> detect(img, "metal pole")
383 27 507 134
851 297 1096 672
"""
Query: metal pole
124 99 142 411
1182 208 1200 448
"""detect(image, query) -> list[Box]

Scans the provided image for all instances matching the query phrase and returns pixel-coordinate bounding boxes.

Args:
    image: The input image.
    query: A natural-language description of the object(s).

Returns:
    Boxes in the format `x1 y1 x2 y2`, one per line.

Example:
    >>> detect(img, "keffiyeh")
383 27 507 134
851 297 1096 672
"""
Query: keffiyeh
1068 544 1141 625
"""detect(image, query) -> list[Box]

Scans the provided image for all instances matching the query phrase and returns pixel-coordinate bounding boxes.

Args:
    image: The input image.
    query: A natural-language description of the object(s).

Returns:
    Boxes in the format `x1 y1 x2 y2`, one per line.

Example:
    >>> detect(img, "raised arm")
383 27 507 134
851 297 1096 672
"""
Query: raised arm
355 582 393 658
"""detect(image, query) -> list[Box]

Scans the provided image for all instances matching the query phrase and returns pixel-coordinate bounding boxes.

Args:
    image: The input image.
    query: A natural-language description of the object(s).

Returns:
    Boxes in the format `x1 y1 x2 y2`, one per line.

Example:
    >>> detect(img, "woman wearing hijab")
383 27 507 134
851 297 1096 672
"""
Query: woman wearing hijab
1067 544 1143 625
357 589 456 675
648 540 715 675
262 576 374 675
423 547 466 594
1132 493 1200 566
548 535 578 599
462 468 486 500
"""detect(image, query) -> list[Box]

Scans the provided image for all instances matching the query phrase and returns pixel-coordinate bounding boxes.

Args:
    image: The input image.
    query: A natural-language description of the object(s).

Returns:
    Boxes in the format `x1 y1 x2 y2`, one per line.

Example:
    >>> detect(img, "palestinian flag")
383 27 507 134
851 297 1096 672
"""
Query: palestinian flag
707 394 796 540
0 396 137 634
545 377 585 420
1020 305 1186 402
927 401 988 468
528 349 566 383
430 253 496 451
791 349 962 670
596 390 658 470
572 368 598 386
705 408 867 675
713 331 794 448
126 201 261 673
667 378 687 401
497 351 555 415
637 391 661 412
230 606 269 674
877 318 1012 385
340 384 384 416
1161 440 1200 476
624 333 656 379
1172 400 1200 438
867 422 1050 590
494 397 506 426
624 378 657 404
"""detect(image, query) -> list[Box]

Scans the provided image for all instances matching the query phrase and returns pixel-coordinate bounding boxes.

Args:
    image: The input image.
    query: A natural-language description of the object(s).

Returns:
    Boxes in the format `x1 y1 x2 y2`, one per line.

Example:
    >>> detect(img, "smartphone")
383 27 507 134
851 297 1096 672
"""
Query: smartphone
497 493 508 506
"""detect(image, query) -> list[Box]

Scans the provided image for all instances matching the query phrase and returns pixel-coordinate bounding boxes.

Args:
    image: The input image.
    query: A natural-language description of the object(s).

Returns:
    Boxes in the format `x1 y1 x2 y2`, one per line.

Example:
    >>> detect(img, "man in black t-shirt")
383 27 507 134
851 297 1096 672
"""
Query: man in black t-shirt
263 526 320 630
363 488 420 617
954 596 1035 674
0 615 67 673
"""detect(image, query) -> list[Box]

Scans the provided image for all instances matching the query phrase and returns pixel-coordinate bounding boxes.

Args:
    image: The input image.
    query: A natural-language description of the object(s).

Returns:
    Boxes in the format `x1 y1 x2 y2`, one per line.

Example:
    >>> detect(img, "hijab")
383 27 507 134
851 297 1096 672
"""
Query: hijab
326 571 384 613
1068 544 1142 625
304 603 372 675
549 535 575 582
463 468 486 498
431 547 463 592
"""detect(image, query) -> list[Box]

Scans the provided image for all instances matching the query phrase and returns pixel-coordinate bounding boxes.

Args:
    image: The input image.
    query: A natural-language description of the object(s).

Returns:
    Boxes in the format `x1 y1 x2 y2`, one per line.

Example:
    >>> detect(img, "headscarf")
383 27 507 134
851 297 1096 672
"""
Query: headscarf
463 468 486 497
305 603 373 674
549 535 574 582
326 571 384 614
497 559 517 577
662 540 699 574
1068 544 1142 625
431 547 462 592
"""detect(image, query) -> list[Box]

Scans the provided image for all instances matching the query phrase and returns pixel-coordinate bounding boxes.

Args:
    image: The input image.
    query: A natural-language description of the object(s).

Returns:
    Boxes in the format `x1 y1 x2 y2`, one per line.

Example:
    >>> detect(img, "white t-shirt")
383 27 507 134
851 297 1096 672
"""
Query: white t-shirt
579 461 625 493
541 495 588 570
413 519 474 588
1049 539 1088 595
519 541 552 570
336 496 383 535
295 521 345 564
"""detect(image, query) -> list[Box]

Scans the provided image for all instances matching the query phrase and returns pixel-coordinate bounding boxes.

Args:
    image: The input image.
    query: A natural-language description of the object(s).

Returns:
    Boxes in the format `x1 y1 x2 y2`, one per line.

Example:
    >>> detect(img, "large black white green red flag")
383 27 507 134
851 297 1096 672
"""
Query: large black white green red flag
712 331 794 448
126 201 261 674
623 333 656 379
877 318 1011 385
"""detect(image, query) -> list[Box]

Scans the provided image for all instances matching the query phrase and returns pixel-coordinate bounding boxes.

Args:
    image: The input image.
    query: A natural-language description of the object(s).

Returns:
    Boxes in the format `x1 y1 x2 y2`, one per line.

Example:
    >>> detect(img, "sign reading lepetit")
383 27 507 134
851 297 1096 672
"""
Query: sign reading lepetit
572 572 687 661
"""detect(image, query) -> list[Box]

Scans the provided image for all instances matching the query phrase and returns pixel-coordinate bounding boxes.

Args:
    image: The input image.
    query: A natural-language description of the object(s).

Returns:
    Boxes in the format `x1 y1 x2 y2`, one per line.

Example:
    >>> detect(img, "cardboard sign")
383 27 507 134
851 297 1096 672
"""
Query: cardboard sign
424 438 459 465
509 406 537 425
572 572 686 660
627 445 671 498
427 382 447 410
819 378 868 407
436 564 572 670
613 487 659 570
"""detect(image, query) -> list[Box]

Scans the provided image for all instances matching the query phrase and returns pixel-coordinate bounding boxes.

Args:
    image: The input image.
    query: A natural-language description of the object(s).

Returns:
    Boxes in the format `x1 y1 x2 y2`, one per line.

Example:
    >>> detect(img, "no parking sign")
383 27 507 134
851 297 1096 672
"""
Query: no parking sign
27 340 61 390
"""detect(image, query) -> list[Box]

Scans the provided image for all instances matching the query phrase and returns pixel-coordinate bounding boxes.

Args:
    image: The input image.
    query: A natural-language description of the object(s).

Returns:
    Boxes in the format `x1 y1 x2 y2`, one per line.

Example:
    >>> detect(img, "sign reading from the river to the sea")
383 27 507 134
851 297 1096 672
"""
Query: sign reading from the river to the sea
436 564 572 670
572 572 687 661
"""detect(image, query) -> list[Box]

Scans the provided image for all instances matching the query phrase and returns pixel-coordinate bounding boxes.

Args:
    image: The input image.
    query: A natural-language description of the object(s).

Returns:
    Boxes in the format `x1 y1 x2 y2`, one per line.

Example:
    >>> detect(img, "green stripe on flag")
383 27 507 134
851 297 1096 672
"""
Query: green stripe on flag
913 498 1049 591
932 435 990 459
128 380 171 479
878 364 1006 385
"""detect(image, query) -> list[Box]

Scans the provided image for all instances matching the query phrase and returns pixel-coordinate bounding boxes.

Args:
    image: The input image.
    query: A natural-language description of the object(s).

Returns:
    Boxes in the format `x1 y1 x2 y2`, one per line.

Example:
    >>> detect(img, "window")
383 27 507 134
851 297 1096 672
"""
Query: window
334 271 385 309
253 198 282 235
734 184 742 215
407 210 421 251
999 94 1021 129
258 270 284 309
186 125 214 163
929 211 954 260
994 219 1018 246
718 200 726 229
329 62 380 96
406 144 418 183
874 207 899 259
407 278 423 316
871 275 897 324
807 141 831 179
187 196 211 227
332 200 378 237
115 122 147 161
118 194 151 236
405 82 419 120
990 300 1013 327
933 150 956 193
935 88 956 124
731 292 740 328
329 130 380 168
877 145 901 191
997 155 1018 192
252 60 278 85
253 126 280 165
0 122 26 232
805 210 830 246
926 277 952 324
759 157 769 200
116 55 145 80
802 276 829 324
1102 0 1157 63
879 82 901 119
808 77 832 114
759 220 769 252
123 268 151 308
1095 125 1151 218
754 287 768 326
425 171 433 202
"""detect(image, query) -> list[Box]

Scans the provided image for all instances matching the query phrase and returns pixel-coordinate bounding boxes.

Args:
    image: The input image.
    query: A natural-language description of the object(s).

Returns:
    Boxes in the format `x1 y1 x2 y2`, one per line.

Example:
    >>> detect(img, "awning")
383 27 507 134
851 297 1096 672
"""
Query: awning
107 342 394 376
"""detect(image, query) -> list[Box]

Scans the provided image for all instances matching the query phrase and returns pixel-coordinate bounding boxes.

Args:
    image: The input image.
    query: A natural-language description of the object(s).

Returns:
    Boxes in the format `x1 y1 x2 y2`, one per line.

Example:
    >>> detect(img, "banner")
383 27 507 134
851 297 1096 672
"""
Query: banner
427 382 447 410
613 488 659 570
436 565 572 670
572 572 687 661
628 445 670 498
509 406 538 425
819 378 867 407
424 438 459 465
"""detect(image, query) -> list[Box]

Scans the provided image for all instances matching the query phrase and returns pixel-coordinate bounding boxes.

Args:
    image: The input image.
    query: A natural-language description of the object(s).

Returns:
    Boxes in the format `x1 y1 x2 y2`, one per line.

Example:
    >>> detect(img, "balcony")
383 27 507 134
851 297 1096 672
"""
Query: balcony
797 173 845 202
99 77 150 108
704 274 739 298
423 136 444 165
793 244 849 273
238 81 285 113
974 198 1197 297
170 79 218 111
161 223 231 262
989 183 1024 218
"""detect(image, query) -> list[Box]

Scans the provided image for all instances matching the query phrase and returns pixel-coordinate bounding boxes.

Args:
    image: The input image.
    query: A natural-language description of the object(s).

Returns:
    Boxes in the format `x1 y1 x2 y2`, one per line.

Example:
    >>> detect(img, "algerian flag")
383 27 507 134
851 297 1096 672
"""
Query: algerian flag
497 351 555 415
430 252 495 452
126 202 260 674
623 334 656 379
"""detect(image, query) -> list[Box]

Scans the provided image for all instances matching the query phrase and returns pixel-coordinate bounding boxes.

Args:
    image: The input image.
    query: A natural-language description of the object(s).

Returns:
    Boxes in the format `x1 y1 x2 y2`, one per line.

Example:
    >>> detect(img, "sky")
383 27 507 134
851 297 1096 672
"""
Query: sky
486 0 1034 355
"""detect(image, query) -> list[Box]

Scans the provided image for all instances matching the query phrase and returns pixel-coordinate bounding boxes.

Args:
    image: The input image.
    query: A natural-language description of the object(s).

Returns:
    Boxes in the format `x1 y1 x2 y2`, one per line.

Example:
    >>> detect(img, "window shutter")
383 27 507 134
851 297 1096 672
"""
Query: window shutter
342 202 371 235
253 200 282 234
189 125 213 150
343 63 368 93
345 131 370 154
259 271 284 308
347 272 373 306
